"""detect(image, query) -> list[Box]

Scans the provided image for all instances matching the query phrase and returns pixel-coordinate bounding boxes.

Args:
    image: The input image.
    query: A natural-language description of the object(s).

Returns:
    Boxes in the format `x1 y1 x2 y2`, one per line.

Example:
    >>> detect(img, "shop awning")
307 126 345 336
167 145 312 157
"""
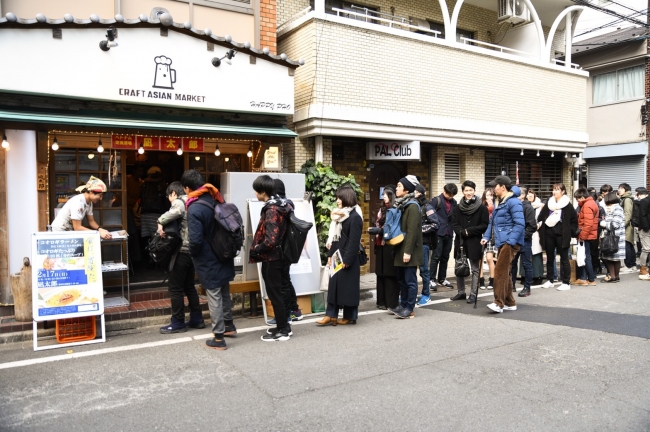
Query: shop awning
583 141 648 159
0 109 297 137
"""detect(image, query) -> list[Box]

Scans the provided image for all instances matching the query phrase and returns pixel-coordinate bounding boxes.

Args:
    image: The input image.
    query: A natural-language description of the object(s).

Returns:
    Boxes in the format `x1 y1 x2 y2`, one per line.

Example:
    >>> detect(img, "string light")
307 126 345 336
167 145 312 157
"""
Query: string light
51 136 59 151
565 152 568 158
2 134 9 150
97 138 104 153
195 156 201 161
214 145 221 156
536 150 540 157
176 143 183 156
138 142 145 154
551 151 554 157
88 152 95 159
520 149 524 156
247 144 253 158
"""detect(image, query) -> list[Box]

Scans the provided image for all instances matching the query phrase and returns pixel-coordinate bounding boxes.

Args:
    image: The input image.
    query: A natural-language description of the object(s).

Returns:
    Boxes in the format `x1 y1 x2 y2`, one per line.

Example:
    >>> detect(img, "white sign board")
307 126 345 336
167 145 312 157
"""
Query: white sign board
367 141 421 160
31 231 104 321
0 28 294 115
248 199 321 297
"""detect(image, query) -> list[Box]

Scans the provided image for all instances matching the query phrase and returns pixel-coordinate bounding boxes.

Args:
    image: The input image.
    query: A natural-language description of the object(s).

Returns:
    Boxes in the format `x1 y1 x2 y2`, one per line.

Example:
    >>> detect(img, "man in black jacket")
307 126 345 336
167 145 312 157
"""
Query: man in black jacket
182 170 236 351
429 183 458 290
510 186 536 297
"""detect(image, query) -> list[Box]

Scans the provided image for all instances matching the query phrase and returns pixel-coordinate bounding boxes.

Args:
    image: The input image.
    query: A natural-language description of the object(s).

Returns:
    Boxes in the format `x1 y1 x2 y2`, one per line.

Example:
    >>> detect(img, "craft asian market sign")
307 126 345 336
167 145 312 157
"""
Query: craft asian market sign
367 141 421 161
113 135 204 152
0 28 294 115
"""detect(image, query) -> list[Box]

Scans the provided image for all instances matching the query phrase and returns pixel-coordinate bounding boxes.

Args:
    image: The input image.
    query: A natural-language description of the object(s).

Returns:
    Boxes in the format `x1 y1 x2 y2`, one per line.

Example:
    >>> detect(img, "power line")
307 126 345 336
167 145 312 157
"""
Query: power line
570 0 650 28
575 9 648 37
572 33 650 46
600 0 645 15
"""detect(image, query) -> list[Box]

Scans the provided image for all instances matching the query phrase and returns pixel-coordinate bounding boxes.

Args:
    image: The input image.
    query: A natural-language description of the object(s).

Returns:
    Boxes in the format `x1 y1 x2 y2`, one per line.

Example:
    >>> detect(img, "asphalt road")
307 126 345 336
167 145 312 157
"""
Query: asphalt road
1 272 649 431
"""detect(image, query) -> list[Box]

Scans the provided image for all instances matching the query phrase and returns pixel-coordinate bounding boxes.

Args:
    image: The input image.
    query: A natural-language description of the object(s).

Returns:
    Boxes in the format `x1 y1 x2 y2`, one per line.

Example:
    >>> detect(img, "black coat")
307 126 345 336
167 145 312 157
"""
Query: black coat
522 199 537 240
640 196 650 232
327 211 362 306
432 194 456 237
187 193 235 290
451 202 489 261
537 199 578 250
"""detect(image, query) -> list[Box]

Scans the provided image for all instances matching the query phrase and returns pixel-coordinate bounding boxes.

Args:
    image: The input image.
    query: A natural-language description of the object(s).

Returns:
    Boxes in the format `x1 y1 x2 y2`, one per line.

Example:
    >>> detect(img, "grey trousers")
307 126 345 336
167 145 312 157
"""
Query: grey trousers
639 230 650 267
205 282 233 336
457 258 481 297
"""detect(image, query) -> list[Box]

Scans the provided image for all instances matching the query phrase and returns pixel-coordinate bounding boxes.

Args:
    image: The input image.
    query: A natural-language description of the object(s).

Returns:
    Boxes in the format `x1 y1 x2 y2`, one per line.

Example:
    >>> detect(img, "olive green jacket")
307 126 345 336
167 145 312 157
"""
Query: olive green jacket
394 202 424 267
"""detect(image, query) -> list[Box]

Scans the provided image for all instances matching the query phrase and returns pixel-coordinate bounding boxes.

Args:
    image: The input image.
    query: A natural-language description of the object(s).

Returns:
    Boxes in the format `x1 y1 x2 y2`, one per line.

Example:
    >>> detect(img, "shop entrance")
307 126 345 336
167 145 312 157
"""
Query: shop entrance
368 163 402 273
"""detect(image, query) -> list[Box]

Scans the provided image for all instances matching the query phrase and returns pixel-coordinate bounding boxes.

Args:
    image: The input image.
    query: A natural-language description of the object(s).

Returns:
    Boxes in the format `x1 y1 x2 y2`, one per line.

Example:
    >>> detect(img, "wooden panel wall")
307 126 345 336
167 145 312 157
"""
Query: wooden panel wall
36 131 49 231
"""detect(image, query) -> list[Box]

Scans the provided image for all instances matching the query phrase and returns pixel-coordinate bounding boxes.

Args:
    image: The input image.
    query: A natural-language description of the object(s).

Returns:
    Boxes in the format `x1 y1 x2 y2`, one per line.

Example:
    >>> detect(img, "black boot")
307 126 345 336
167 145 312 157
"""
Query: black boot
488 278 494 290
518 287 531 297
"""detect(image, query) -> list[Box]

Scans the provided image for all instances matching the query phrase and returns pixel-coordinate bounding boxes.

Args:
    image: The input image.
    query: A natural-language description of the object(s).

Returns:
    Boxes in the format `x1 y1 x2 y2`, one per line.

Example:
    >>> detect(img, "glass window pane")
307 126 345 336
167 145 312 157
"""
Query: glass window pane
593 71 616 105
54 173 76 193
98 191 121 208
189 156 206 171
101 174 122 190
206 155 224 173
54 150 77 171
79 153 99 171
617 65 644 100
101 153 121 172
79 173 92 185
101 209 122 227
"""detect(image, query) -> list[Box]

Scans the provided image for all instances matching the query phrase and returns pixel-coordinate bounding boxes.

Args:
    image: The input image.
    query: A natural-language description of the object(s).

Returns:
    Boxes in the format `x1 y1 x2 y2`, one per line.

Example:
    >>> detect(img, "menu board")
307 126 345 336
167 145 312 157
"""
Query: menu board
31 231 104 321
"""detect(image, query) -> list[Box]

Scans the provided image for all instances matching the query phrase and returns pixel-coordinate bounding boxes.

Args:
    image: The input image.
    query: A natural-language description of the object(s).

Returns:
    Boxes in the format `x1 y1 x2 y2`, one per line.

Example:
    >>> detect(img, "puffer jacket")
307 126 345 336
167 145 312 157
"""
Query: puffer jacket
482 189 525 248
577 196 599 241
250 196 291 263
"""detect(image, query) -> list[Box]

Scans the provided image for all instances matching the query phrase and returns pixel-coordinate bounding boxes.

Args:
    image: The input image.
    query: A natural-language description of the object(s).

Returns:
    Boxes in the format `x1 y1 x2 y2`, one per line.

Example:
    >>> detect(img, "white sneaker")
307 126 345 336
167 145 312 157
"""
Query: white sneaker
503 305 517 311
487 303 503 313
542 281 554 289
430 280 437 289
557 284 571 291
639 274 650 280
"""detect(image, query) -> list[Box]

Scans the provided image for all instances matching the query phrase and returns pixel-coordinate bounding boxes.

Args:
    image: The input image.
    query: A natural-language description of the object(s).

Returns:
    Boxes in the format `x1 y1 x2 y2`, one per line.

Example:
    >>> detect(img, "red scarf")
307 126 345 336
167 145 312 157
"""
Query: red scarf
186 184 224 208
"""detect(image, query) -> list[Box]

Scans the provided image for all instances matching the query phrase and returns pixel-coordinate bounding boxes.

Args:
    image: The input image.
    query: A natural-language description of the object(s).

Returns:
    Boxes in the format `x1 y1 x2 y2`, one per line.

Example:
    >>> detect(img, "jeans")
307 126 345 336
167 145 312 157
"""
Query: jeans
397 266 418 311
589 239 601 273
545 235 570 284
494 244 520 308
625 240 637 268
326 302 358 321
577 240 595 282
262 260 288 331
639 230 650 268
457 258 481 296
511 239 533 289
419 243 431 296
205 282 233 336
168 252 202 324
281 258 299 320
430 235 453 282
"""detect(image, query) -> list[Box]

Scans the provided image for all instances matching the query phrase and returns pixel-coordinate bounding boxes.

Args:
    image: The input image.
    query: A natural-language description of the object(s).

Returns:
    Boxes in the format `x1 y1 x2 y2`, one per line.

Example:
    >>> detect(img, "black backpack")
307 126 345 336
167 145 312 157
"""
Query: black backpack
421 201 440 234
195 199 244 261
282 210 313 264
141 181 166 213
631 199 641 228
147 220 181 268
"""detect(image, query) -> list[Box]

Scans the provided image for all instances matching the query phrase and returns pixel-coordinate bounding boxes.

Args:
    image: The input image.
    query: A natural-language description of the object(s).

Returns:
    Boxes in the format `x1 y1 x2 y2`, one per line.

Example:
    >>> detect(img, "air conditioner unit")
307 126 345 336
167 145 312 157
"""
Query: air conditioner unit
410 17 430 33
498 0 530 24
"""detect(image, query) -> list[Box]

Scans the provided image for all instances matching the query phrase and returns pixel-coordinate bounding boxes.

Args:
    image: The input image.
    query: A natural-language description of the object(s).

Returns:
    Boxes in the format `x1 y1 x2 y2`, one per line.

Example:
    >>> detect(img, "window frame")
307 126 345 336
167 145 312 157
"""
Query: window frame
591 64 645 107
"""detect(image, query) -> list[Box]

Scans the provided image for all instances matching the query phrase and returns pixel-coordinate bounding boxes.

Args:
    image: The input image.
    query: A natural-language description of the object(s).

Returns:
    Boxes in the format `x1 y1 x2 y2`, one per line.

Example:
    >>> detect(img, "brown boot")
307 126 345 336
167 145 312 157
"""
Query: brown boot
639 266 650 280
338 318 356 325
316 316 337 326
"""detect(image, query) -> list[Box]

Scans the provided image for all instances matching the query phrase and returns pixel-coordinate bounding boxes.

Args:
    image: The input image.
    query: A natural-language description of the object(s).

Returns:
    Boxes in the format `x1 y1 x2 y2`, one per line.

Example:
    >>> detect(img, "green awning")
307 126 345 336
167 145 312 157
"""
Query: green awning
0 109 297 137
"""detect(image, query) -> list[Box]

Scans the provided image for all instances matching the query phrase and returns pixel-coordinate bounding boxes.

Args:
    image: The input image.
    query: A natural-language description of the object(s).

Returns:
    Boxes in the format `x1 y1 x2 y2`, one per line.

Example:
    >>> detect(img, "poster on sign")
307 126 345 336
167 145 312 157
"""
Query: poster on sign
366 141 421 161
31 231 104 321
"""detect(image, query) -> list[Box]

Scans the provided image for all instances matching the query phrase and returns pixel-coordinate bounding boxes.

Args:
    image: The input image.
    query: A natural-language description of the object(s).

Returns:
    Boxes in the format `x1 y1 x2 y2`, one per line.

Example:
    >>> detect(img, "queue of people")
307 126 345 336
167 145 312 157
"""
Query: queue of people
50 169 649 350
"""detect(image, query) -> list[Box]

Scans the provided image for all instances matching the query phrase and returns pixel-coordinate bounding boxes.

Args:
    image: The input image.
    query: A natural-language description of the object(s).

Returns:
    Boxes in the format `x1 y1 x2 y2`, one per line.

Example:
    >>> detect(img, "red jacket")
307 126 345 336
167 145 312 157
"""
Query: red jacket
578 196 599 241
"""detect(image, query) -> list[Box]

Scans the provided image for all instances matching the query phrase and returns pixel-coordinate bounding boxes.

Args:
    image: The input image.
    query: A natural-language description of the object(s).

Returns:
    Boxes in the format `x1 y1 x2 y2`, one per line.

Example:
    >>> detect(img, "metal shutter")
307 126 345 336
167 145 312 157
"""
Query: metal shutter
587 156 646 189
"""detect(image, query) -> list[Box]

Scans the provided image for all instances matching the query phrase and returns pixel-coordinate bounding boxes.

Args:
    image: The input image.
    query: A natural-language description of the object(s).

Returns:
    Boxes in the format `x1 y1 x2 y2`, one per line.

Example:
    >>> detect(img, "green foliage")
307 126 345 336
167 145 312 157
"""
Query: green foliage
299 160 363 264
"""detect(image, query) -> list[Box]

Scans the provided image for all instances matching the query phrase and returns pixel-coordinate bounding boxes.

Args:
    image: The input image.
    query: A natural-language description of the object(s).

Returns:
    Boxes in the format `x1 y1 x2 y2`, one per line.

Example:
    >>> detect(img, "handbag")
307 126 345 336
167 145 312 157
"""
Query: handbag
600 223 620 255
357 243 368 265
545 209 561 227
454 239 471 278
576 241 586 267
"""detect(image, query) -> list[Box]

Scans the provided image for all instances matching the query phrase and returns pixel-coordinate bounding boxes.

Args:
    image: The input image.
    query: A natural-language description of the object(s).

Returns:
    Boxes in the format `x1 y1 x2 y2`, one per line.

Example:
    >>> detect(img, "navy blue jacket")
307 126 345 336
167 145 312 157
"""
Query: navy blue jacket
432 193 456 237
187 193 235 290
482 189 525 247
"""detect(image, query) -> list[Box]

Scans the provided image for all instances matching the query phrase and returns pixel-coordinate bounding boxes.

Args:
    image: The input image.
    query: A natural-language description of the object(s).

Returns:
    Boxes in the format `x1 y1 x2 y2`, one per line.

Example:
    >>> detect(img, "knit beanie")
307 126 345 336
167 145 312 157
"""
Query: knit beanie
399 175 419 193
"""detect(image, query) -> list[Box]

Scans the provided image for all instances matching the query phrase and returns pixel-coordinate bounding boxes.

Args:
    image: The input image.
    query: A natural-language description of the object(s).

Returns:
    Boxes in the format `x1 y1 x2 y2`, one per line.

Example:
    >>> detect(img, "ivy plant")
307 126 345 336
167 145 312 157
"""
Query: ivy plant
299 160 363 265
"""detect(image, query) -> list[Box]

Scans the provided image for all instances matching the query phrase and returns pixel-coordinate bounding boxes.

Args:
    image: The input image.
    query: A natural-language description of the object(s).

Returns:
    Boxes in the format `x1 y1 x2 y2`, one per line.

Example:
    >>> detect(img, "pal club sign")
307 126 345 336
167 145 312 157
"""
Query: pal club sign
367 141 421 161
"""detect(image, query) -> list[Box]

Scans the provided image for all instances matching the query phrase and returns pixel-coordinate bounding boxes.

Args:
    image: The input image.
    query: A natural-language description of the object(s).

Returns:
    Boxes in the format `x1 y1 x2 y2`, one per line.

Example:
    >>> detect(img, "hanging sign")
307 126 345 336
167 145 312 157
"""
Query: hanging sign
262 146 280 170
136 135 161 151
31 231 104 321
182 138 204 152
367 141 421 161
111 134 136 150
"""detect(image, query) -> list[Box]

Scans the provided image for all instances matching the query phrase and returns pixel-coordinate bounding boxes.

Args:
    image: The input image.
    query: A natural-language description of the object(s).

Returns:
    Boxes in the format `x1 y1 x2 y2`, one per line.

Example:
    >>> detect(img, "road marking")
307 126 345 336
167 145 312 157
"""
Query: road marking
0 337 192 370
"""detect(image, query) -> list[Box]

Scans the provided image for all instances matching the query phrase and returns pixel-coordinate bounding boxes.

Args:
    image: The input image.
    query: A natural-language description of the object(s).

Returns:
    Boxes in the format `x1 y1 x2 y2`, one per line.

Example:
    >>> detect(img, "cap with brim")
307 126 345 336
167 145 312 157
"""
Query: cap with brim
75 176 107 193
488 175 512 187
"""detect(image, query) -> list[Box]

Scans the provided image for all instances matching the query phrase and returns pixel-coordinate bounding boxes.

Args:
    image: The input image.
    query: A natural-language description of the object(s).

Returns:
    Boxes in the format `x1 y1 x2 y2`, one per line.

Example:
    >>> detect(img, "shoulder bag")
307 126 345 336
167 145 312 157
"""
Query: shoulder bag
454 238 471 278
600 222 620 255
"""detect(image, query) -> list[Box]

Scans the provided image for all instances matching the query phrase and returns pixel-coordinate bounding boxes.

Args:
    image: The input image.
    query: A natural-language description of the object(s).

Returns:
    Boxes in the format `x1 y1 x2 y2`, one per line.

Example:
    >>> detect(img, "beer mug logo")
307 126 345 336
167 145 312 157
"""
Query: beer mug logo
153 55 176 90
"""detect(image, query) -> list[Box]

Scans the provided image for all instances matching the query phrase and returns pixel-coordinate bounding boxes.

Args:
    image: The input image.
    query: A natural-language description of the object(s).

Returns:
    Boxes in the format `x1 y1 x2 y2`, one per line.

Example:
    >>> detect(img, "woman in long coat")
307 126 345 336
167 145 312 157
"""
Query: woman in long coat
537 183 578 291
369 186 398 310
600 192 626 282
317 186 363 326
526 189 545 285
450 180 489 303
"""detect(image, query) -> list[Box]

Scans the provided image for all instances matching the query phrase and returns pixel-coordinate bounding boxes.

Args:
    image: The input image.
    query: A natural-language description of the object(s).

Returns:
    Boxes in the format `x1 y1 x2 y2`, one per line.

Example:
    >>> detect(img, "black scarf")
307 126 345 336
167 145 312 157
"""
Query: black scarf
458 196 481 215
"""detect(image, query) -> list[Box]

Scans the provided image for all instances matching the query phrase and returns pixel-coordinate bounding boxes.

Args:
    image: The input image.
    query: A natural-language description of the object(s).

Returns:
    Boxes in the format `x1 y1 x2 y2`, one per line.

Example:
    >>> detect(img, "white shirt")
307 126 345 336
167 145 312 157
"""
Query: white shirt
51 194 94 231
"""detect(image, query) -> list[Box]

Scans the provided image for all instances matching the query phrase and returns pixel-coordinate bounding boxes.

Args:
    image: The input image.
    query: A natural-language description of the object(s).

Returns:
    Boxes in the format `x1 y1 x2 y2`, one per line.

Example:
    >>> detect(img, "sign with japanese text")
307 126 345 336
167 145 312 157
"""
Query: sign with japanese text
367 141 421 161
136 135 161 151
182 138 204 152
111 134 136 150
31 231 104 321
160 137 181 152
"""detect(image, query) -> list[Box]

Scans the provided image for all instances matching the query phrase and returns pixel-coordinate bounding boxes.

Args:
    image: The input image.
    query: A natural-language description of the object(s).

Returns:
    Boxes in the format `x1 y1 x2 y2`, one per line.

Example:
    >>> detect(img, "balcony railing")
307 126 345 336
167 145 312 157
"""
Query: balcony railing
460 37 535 58
552 59 582 70
331 7 441 37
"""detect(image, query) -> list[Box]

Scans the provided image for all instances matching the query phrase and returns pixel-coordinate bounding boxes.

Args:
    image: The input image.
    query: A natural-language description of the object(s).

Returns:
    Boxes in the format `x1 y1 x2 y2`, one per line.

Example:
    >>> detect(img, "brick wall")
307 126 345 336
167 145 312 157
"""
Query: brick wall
260 0 278 53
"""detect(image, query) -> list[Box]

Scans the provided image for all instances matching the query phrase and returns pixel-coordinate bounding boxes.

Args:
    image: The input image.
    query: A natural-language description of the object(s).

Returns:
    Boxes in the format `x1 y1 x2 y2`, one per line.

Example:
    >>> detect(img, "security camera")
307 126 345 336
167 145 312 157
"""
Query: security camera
211 57 221 67
99 26 118 51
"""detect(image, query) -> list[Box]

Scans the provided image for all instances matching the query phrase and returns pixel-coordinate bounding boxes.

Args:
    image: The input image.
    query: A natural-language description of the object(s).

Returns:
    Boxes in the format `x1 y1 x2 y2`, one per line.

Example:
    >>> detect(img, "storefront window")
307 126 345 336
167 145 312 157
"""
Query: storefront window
53 149 124 229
